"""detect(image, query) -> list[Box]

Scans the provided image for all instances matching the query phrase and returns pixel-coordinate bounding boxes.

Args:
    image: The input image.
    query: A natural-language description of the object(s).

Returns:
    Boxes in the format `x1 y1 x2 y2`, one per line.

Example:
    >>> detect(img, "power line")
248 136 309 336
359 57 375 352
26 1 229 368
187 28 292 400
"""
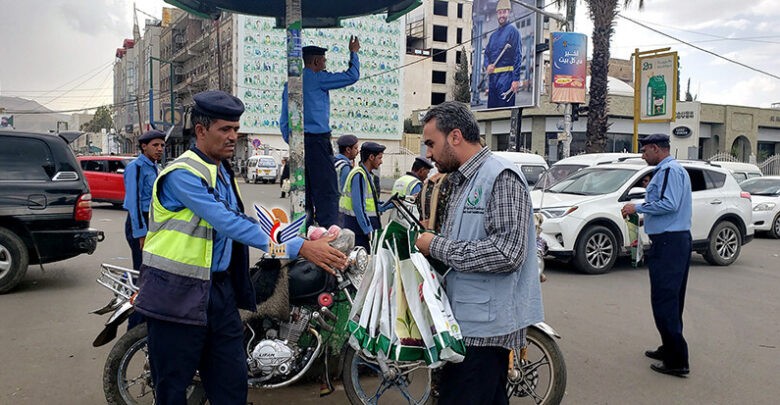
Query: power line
624 16 780 44
613 35 780 49
617 13 780 81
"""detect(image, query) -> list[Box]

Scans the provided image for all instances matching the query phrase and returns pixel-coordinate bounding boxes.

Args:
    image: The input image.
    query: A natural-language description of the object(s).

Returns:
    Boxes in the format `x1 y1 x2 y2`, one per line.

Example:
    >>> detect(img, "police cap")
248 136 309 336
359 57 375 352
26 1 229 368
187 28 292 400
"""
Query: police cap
192 90 245 122
337 134 358 147
638 133 670 146
138 129 166 144
361 141 386 154
414 156 433 169
303 46 327 56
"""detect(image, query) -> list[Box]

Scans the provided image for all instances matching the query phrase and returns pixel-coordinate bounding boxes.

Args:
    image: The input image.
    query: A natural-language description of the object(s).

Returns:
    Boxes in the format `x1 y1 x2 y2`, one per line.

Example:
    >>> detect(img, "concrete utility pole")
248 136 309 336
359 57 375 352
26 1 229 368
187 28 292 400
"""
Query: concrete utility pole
286 0 306 232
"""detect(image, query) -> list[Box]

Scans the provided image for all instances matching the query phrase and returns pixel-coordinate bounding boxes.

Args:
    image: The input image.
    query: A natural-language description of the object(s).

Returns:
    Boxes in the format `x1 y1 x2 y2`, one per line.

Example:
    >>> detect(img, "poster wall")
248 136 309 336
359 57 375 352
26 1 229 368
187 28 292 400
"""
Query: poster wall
550 32 587 104
236 15 404 140
636 52 677 122
471 0 539 110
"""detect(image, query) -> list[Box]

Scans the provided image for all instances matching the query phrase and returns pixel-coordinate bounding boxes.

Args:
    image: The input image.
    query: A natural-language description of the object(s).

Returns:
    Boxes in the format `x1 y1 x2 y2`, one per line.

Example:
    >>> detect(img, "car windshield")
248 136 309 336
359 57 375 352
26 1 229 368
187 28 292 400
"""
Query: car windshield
740 178 780 196
547 168 637 195
534 164 587 190
519 165 546 186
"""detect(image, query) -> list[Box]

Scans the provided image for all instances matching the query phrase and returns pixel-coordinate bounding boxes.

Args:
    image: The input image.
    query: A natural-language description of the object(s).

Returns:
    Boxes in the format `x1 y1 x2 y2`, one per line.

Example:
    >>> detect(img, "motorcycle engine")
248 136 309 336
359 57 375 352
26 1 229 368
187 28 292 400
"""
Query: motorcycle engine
249 339 296 377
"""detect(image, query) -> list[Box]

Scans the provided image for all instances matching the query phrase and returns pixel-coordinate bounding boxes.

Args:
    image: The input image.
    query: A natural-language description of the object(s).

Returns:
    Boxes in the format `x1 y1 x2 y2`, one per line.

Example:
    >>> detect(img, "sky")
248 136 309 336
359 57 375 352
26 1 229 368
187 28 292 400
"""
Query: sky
1 0 779 114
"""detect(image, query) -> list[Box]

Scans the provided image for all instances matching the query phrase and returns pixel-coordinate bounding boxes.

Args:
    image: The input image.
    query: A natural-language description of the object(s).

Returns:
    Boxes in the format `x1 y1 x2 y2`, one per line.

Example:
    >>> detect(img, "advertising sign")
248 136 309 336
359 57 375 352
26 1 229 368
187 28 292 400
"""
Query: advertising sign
550 32 587 103
636 52 677 122
471 0 540 110
0 115 14 128
669 101 700 159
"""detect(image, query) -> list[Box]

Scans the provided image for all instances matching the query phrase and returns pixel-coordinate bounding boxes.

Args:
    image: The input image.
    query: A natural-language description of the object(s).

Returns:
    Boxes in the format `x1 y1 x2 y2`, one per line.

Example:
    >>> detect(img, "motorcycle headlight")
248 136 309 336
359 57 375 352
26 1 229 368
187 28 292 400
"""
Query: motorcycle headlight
753 202 776 211
541 206 578 218
348 246 369 272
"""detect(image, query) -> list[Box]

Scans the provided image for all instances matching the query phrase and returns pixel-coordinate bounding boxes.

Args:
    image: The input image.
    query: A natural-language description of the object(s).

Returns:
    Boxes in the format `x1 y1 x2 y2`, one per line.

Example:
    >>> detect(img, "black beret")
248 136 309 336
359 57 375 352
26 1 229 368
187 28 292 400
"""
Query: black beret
138 129 166 143
303 46 327 56
414 156 433 169
639 133 670 146
193 91 245 122
337 134 358 147
361 141 386 154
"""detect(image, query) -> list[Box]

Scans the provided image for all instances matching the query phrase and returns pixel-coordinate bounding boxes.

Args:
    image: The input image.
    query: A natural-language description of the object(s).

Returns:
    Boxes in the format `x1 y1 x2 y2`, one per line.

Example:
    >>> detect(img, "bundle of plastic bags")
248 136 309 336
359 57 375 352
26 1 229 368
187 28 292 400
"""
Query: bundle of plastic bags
347 221 465 367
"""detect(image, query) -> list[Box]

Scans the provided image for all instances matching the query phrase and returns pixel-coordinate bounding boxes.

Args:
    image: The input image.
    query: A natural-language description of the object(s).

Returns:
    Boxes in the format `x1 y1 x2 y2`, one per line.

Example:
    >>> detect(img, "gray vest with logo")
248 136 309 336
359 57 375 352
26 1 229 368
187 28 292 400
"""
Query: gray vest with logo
444 154 544 338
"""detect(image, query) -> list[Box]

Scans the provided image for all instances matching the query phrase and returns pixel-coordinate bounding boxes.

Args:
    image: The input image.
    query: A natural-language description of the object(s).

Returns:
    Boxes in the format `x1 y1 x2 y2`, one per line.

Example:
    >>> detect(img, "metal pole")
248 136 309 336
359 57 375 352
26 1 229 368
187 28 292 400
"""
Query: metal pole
633 48 640 153
286 0 306 231
149 57 154 129
215 17 224 91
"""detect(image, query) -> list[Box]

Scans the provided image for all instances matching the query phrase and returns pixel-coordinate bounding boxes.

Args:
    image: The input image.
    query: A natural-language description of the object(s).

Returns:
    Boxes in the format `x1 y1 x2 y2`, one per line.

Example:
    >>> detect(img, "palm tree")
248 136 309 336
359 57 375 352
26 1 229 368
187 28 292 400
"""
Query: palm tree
585 0 644 152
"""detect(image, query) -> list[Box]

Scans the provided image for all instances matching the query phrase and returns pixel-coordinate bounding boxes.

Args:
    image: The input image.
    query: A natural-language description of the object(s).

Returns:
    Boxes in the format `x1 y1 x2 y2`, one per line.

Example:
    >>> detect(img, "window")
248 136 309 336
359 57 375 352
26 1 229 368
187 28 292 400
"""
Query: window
456 28 463 44
456 51 462 64
431 92 446 105
432 48 447 63
686 168 707 192
0 137 54 181
432 70 447 84
107 160 126 173
457 3 463 18
433 0 448 16
704 170 727 189
520 165 547 186
81 160 107 173
433 25 448 42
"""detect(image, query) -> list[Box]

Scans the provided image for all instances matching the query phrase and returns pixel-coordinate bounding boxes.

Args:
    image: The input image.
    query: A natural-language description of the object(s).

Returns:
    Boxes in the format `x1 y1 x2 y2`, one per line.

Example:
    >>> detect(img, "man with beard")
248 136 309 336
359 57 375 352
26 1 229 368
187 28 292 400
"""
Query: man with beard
414 101 543 404
134 91 347 404
483 0 524 108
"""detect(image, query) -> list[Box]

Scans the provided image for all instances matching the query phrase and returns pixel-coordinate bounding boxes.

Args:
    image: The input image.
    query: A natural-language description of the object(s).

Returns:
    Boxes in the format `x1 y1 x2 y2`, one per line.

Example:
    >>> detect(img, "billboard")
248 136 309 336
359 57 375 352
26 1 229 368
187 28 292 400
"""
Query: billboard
550 32 587 103
471 0 540 110
636 51 677 122
236 15 404 140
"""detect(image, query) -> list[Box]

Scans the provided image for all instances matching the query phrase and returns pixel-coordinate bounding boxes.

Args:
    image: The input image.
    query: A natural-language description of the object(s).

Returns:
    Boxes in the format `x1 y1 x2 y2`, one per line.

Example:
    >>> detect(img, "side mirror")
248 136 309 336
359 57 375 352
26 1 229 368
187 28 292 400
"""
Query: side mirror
627 187 646 200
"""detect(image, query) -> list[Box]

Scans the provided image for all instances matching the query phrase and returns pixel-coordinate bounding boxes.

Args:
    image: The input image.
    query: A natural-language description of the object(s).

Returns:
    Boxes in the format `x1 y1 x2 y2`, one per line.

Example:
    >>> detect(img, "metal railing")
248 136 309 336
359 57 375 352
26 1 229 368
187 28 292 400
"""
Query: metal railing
759 154 780 176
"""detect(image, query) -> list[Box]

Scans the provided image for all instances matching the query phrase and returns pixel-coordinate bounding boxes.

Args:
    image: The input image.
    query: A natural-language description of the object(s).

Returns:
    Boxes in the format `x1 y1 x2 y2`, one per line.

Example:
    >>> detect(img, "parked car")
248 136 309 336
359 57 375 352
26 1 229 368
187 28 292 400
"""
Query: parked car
0 131 104 293
246 154 278 184
77 156 133 206
740 176 780 238
535 152 641 190
711 161 763 183
492 151 548 187
532 160 754 274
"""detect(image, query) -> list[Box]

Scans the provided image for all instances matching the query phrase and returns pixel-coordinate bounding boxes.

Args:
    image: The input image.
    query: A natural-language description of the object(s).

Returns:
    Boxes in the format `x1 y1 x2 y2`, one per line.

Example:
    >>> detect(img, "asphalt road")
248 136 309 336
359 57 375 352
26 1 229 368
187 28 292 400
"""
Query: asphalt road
1 182 779 404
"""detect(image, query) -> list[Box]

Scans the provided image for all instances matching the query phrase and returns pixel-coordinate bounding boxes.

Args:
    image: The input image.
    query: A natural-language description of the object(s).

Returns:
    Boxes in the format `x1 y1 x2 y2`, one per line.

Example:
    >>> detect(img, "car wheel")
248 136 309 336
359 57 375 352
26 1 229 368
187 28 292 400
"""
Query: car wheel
771 213 780 239
0 227 30 294
573 225 618 274
703 221 741 266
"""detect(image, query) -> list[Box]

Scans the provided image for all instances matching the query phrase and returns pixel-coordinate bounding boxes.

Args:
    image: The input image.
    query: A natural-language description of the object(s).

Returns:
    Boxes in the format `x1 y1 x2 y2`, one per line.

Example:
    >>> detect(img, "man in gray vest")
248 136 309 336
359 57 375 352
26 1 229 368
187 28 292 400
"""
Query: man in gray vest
415 102 543 404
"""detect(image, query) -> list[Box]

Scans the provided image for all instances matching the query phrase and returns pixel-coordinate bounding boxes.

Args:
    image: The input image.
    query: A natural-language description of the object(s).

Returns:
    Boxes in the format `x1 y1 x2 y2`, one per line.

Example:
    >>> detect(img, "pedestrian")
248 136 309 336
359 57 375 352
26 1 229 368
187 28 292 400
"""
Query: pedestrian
279 156 290 198
338 142 391 250
392 156 433 200
414 102 543 404
334 134 359 192
280 37 361 228
483 0 524 108
622 133 693 377
133 90 347 404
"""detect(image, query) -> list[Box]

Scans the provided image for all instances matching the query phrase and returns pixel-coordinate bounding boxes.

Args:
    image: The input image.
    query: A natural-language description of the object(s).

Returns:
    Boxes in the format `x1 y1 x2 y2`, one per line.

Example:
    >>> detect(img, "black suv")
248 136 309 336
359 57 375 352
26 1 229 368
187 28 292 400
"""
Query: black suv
0 130 103 293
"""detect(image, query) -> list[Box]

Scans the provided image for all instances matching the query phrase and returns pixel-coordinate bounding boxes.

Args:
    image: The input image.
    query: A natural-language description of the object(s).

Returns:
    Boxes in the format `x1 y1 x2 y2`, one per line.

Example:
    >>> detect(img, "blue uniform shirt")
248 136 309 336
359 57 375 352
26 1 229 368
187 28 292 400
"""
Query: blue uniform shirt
334 153 353 192
483 23 523 82
157 149 304 272
123 154 159 238
349 163 392 234
280 51 360 140
636 156 692 235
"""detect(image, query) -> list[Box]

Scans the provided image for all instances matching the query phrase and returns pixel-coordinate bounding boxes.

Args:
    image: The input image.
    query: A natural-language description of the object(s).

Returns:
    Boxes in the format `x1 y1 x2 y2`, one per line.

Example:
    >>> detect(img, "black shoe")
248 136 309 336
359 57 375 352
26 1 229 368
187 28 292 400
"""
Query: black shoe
645 349 664 361
650 362 689 377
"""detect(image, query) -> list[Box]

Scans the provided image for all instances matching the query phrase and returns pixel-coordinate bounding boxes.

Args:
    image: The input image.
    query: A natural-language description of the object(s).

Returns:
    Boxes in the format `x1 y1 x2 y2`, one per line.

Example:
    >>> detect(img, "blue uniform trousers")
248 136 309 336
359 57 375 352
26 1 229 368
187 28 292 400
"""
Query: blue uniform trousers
488 72 515 109
125 212 148 330
305 133 339 228
647 231 691 369
146 272 247 405
339 214 381 250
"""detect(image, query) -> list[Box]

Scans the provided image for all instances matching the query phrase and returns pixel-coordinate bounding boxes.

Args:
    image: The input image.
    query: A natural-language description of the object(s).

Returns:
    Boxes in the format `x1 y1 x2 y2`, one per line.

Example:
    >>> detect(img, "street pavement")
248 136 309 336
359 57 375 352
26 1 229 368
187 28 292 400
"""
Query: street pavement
1 182 779 404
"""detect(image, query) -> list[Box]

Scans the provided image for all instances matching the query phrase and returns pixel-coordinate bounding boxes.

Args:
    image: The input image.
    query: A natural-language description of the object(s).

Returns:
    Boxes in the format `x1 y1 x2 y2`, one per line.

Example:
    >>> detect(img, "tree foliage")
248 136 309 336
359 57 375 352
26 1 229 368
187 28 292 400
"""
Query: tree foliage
453 47 471 104
83 105 114 133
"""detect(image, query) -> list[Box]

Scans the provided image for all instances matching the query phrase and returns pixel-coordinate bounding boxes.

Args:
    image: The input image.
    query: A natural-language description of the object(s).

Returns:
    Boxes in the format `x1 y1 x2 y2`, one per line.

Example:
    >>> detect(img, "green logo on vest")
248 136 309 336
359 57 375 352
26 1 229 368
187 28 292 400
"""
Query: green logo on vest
466 186 482 206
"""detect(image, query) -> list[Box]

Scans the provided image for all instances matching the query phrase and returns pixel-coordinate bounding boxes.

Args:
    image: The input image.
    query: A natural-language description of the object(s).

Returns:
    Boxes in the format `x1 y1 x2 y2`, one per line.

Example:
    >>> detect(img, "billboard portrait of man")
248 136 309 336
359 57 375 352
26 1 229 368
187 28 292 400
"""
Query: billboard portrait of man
471 0 539 111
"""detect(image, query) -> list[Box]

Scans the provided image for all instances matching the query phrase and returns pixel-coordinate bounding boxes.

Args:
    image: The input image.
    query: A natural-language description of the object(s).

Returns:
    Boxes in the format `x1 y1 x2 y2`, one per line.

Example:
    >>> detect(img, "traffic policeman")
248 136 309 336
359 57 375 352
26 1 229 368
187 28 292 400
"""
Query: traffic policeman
484 0 523 108
134 90 347 404
334 134 359 192
280 37 361 228
622 133 693 378
339 142 390 250
392 156 433 200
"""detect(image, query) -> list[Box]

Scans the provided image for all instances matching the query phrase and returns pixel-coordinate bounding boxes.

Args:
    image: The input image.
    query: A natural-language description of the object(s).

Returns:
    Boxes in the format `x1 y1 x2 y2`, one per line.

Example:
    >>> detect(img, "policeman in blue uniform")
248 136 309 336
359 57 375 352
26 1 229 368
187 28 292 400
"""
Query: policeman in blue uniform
280 37 361 228
622 134 693 377
135 91 347 404
334 134 359 192
483 0 524 108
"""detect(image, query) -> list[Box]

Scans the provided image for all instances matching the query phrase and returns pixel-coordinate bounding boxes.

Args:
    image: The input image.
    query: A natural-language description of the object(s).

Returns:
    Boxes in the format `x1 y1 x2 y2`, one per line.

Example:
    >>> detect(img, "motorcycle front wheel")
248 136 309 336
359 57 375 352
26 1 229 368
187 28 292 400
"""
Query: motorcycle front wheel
342 346 434 405
507 326 567 404
103 324 207 405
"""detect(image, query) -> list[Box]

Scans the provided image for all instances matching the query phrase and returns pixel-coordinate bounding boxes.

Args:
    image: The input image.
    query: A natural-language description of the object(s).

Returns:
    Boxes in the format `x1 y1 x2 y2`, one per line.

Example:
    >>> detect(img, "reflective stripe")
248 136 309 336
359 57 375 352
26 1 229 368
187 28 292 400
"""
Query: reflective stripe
339 206 378 217
173 157 214 187
142 251 211 280
339 166 377 215
148 217 211 239
492 66 514 73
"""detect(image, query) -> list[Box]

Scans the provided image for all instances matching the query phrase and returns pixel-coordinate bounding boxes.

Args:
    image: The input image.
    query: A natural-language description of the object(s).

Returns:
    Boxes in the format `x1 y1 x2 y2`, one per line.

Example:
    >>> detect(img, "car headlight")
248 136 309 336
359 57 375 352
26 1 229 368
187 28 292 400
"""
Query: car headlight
753 202 776 211
540 206 578 218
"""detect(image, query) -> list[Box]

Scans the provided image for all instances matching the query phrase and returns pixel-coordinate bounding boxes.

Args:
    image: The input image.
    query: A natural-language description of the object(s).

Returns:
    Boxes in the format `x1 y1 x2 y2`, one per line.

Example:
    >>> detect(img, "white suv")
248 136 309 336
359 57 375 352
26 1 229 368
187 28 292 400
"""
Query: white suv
531 161 755 274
